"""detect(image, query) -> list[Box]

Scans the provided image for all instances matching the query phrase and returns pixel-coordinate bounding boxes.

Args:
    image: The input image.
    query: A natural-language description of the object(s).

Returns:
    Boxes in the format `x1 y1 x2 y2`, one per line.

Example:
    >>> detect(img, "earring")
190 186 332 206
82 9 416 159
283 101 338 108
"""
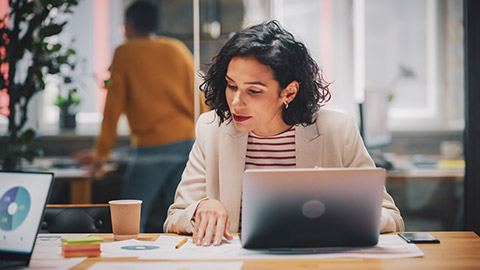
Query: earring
284 101 289 109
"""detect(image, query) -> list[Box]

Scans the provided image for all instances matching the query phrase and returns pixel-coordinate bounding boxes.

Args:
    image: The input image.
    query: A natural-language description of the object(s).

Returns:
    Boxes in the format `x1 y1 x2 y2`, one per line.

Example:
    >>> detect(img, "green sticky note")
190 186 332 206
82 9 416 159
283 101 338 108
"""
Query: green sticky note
61 236 104 245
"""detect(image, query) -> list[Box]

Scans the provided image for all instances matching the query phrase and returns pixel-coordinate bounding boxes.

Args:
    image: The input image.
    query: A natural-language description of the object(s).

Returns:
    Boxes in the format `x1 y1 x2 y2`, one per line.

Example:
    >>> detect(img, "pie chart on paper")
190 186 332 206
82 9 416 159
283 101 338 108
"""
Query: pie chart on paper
121 245 160 250
0 187 31 231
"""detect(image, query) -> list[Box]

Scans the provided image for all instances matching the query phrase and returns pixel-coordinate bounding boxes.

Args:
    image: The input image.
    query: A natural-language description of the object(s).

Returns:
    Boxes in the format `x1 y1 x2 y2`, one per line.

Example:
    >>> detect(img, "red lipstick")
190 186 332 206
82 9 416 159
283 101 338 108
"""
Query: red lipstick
232 114 251 122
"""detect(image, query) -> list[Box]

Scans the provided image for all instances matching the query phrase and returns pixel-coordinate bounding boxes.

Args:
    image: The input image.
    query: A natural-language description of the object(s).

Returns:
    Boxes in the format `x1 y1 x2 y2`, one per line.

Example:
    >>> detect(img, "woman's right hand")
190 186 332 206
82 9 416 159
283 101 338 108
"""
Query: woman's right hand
192 199 233 246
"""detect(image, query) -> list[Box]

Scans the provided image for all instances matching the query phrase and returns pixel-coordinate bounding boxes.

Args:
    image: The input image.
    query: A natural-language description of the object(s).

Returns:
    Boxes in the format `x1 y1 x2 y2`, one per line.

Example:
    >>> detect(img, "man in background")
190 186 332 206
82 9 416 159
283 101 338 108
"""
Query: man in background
92 1 206 232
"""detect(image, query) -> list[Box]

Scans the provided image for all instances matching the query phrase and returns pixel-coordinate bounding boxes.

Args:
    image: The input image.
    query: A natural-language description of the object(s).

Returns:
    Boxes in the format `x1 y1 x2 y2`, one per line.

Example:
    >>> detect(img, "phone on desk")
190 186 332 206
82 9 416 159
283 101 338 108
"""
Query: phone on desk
399 233 440 244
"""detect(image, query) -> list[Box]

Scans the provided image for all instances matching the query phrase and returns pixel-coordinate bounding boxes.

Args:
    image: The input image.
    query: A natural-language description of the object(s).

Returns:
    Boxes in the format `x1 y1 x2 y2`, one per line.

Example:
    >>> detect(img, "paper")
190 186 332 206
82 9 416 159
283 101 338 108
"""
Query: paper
28 234 89 269
27 257 86 270
32 234 90 259
88 261 244 270
131 235 424 260
101 239 167 258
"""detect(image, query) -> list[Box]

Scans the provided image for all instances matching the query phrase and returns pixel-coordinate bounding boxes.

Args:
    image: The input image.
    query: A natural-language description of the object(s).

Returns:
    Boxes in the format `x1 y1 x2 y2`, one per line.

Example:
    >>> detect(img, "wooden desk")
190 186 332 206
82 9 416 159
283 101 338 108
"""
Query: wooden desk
386 155 464 182
387 169 464 182
69 232 479 270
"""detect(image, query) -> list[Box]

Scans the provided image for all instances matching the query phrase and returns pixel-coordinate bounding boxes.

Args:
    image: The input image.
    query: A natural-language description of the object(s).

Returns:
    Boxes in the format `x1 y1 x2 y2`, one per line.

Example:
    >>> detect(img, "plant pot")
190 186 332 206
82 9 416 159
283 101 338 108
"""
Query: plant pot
60 113 76 129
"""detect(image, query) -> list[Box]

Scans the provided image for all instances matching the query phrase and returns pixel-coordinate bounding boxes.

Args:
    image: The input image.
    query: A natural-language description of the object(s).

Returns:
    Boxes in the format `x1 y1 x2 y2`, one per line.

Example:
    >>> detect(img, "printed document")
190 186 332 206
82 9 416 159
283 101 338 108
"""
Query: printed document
99 235 424 260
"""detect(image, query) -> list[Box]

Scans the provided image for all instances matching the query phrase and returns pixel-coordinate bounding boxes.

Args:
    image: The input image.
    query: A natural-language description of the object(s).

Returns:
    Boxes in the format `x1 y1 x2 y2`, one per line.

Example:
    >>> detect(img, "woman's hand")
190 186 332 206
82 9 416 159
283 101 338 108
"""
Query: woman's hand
192 199 233 246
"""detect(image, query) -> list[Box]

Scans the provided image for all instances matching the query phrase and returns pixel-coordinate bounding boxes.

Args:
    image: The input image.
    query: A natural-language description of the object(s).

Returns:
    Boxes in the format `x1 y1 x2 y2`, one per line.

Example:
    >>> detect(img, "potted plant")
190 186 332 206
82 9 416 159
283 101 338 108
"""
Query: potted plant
0 0 79 170
55 88 81 129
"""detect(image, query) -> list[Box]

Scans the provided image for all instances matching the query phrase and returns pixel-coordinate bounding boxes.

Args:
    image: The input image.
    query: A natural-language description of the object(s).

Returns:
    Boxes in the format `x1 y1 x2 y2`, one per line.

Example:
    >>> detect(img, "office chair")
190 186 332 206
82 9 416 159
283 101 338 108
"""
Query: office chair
40 204 112 233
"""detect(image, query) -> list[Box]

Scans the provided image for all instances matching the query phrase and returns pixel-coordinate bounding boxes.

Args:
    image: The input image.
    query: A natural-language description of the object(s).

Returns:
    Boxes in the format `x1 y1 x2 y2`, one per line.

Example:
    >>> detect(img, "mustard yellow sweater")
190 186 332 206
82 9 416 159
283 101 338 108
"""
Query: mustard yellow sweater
95 37 205 160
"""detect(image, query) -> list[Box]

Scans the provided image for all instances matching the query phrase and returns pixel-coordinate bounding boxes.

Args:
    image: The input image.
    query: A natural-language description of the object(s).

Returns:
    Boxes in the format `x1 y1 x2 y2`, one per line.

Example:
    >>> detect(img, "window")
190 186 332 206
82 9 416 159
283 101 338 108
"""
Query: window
272 0 464 131
0 1 126 135
0 0 463 135
272 0 357 116
364 0 464 131
39 0 125 134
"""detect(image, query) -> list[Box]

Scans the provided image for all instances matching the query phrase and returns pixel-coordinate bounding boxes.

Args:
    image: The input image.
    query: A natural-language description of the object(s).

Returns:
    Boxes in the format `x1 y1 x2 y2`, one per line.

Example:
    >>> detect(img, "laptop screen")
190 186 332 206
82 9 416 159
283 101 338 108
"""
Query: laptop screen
0 172 54 254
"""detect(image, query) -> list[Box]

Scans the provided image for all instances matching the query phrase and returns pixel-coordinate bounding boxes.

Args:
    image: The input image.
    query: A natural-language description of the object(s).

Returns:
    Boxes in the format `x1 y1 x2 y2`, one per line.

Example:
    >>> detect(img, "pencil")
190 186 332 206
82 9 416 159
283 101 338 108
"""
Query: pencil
175 237 188 249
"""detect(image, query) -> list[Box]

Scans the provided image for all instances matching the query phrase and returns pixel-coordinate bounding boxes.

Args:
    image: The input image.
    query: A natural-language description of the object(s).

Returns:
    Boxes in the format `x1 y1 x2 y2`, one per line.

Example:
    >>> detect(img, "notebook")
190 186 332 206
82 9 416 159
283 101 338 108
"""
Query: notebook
241 167 385 249
0 171 54 268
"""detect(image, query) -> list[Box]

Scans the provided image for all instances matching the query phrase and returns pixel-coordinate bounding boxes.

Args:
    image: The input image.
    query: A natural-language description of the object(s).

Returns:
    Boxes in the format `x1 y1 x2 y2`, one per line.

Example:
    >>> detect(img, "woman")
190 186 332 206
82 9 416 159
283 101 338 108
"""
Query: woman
164 20 404 246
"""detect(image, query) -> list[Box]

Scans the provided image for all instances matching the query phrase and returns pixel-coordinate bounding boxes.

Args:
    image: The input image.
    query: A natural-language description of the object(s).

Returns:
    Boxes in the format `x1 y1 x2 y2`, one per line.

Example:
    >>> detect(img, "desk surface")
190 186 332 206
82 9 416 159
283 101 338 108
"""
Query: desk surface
69 231 479 270
387 155 464 181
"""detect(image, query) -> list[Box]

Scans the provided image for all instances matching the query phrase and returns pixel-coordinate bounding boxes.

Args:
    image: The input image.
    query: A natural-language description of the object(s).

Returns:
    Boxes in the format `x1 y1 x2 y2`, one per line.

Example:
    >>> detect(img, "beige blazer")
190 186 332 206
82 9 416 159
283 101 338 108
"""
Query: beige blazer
164 109 405 234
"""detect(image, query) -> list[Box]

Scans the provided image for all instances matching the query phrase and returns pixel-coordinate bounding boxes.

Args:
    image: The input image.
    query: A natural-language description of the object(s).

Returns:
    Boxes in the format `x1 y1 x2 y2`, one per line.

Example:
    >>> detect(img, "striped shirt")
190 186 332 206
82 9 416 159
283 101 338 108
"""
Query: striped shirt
240 127 296 231
245 127 296 169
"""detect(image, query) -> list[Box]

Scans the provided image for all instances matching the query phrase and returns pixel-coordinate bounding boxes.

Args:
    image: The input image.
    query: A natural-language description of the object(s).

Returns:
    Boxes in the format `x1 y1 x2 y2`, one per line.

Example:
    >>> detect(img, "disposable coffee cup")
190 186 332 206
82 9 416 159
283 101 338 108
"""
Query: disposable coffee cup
109 200 142 241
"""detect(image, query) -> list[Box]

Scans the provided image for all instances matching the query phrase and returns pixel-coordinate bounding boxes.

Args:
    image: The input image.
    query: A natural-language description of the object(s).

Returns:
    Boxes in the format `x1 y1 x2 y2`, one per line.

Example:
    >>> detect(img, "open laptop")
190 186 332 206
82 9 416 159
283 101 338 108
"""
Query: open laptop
0 171 54 268
241 167 385 249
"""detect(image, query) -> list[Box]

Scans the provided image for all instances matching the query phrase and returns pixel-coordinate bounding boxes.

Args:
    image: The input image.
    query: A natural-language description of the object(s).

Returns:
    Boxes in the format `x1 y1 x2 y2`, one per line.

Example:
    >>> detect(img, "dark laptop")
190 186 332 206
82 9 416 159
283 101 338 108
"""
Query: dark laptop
241 168 385 249
0 171 54 268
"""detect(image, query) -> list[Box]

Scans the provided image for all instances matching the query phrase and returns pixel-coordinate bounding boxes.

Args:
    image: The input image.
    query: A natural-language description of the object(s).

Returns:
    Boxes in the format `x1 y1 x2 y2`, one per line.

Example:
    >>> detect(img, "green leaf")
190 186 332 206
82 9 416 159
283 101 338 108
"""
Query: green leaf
57 54 69 64
387 91 395 102
49 43 62 52
38 78 46 90
55 95 67 107
50 0 65 8
22 129 36 143
39 23 65 38
24 155 34 162
24 1 35 14
38 0 49 6
69 89 81 105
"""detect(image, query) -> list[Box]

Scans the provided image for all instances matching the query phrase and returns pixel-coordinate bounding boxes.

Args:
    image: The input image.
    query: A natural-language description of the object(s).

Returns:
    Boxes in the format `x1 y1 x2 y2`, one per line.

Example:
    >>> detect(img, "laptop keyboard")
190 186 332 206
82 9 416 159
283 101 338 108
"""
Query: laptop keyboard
0 259 25 269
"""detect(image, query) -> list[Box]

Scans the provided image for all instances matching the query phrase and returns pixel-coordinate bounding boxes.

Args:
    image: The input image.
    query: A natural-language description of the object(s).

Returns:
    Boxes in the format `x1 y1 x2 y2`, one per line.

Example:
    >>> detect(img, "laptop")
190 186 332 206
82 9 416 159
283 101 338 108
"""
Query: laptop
241 167 385 249
0 171 54 268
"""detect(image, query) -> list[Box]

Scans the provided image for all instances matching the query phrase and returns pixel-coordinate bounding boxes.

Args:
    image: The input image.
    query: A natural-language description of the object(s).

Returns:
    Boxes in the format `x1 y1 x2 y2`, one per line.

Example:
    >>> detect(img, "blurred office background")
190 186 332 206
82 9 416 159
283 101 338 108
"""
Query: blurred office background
0 0 465 231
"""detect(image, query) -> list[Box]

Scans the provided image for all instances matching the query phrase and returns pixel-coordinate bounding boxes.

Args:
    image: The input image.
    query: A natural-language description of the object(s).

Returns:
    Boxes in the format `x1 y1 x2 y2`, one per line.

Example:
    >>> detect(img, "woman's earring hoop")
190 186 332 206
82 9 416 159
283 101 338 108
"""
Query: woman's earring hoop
284 101 289 109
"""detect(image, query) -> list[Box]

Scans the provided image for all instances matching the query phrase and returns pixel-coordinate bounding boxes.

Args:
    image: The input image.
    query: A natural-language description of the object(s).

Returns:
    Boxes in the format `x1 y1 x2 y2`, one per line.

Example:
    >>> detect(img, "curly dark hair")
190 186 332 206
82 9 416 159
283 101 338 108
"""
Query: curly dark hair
200 20 331 126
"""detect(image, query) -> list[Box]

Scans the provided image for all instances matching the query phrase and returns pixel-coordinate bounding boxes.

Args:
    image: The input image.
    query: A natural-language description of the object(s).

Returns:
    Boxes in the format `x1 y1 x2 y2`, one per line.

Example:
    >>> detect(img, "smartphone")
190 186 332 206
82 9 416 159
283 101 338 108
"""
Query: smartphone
399 232 440 244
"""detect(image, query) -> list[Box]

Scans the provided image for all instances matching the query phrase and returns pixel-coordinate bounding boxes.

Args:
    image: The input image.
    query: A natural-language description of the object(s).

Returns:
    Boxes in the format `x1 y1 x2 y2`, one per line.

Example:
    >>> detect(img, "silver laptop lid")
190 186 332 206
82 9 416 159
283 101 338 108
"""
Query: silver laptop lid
0 171 54 266
241 168 385 249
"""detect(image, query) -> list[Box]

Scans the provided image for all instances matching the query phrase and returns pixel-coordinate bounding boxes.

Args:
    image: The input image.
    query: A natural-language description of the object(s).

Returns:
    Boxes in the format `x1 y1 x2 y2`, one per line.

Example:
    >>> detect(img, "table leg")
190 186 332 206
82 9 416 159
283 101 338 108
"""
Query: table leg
69 178 92 204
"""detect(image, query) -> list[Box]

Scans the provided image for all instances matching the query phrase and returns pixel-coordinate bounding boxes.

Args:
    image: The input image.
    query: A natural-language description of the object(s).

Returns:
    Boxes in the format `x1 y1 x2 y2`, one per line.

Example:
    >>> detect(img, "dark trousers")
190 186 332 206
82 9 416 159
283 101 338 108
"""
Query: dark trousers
121 139 194 232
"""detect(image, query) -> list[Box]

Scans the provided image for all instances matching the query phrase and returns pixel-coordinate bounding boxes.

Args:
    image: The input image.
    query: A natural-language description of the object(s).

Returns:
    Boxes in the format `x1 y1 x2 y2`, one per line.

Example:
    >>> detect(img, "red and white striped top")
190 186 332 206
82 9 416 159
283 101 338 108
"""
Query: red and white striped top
240 126 296 231
245 126 296 169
